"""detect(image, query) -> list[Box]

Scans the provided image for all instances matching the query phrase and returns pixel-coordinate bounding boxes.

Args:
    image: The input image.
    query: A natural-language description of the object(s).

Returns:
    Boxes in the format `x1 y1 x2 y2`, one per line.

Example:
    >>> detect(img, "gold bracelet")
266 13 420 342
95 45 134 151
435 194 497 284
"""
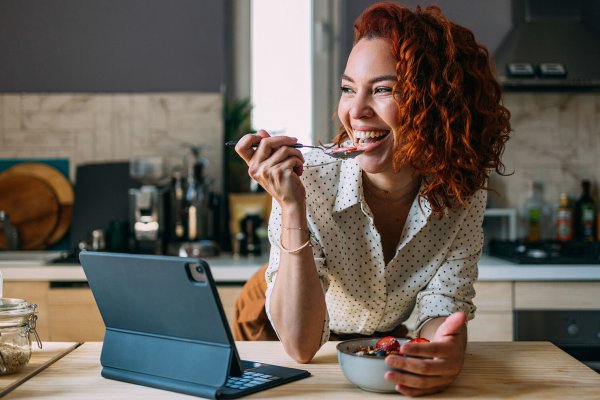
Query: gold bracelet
281 225 307 231
279 235 312 254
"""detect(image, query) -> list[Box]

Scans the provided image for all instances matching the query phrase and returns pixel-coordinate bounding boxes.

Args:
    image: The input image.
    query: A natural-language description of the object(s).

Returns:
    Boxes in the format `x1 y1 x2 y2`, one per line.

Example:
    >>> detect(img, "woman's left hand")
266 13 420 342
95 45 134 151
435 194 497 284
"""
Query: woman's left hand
384 312 467 397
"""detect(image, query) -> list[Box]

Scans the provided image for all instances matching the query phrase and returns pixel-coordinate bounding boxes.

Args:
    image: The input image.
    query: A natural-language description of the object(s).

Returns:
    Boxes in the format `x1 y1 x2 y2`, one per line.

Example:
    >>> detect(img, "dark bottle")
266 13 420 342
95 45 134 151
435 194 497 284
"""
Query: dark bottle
183 146 211 242
574 180 596 241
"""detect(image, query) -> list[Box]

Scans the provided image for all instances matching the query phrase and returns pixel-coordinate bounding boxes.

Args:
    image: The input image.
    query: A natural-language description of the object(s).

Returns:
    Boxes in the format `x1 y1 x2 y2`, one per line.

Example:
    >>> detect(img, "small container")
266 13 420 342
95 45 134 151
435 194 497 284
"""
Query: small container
0 298 42 375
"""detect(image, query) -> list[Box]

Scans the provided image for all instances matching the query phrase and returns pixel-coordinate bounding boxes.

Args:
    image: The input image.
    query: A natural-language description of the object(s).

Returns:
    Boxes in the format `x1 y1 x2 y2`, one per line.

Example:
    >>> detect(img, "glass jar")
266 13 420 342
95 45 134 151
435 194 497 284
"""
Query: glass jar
0 298 42 375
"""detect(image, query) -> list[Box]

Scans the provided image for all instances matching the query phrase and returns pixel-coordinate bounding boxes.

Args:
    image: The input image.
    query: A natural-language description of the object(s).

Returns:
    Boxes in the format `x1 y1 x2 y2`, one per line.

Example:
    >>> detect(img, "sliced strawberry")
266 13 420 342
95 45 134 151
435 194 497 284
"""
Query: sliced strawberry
375 336 400 353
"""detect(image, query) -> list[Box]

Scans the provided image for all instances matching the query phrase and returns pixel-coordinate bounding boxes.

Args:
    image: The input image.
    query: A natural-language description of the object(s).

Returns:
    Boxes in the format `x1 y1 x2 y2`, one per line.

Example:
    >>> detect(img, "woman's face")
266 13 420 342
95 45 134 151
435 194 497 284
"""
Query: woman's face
338 37 400 174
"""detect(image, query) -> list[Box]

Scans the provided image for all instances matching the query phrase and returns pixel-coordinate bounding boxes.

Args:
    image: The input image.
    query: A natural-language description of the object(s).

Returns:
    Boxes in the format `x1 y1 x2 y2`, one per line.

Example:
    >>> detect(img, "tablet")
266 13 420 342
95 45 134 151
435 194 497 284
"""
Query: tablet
79 251 310 399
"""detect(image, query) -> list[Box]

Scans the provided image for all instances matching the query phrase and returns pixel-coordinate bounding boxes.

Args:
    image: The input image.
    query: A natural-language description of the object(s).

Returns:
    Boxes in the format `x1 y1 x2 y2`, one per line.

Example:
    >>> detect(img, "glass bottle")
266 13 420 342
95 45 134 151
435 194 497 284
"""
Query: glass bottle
574 180 596 242
523 181 545 242
556 193 573 241
183 146 210 241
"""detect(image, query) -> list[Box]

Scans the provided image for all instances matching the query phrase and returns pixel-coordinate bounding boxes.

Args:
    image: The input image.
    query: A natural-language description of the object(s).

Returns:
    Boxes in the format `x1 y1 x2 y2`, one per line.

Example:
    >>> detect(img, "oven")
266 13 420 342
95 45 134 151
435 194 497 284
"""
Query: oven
514 310 600 373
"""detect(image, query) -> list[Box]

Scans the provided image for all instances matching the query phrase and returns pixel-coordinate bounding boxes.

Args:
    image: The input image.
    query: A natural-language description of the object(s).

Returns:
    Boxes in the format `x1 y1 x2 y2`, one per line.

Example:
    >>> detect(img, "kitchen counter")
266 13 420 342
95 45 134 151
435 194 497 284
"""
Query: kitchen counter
4 341 600 399
0 251 269 283
1 252 600 283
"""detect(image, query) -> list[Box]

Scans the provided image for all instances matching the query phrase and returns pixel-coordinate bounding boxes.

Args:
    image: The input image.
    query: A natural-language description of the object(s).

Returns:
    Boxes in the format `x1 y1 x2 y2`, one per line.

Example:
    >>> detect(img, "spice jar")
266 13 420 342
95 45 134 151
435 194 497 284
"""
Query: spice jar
0 298 42 375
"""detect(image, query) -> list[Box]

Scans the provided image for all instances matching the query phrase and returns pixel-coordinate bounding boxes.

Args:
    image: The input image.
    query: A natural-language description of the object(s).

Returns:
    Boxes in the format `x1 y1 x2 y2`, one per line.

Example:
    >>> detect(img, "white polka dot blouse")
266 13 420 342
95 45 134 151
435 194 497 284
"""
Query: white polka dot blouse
265 148 485 344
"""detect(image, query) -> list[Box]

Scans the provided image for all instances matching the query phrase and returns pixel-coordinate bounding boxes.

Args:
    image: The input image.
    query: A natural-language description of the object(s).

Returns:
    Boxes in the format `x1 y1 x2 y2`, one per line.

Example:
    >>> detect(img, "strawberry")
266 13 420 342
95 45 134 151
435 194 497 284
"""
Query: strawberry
409 337 430 343
375 336 400 353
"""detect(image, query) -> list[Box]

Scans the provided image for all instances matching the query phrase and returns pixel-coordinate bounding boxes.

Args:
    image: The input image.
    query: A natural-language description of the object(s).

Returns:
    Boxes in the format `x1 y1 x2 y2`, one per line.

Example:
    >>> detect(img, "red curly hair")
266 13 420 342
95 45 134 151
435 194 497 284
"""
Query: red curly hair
334 2 511 216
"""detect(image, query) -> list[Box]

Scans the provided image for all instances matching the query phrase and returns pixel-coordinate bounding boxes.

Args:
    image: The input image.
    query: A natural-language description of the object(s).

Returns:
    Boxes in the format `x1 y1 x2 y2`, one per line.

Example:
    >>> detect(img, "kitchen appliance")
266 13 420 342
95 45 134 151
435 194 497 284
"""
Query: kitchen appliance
128 156 171 255
51 162 139 264
495 0 600 90
489 239 599 264
514 310 600 373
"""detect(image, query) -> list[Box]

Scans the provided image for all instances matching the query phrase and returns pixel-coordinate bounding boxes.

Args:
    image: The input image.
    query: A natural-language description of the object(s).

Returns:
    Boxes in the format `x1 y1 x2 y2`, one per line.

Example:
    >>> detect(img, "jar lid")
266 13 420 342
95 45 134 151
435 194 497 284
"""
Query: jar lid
0 298 37 326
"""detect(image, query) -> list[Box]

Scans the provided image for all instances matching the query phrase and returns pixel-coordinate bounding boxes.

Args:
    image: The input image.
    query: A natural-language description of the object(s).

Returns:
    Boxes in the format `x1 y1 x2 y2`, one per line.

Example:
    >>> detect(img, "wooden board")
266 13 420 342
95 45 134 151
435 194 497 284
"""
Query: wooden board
1 163 74 246
0 342 79 397
0 174 59 250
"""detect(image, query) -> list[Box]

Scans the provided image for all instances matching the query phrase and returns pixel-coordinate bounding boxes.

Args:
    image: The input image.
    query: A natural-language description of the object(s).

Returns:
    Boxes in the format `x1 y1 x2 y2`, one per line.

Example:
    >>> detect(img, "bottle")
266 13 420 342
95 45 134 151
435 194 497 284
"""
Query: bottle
556 193 573 241
183 146 211 241
523 181 545 242
171 167 185 241
573 180 596 242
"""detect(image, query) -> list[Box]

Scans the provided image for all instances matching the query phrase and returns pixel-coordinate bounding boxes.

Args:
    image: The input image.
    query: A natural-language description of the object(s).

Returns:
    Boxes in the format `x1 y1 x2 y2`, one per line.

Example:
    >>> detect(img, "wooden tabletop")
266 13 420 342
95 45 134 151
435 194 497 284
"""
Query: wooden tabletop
4 341 600 399
0 342 80 397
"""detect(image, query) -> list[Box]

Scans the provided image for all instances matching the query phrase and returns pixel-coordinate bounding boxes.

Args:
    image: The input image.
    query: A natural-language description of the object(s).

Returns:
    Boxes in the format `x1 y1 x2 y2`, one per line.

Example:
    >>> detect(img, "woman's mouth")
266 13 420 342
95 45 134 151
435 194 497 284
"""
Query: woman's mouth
353 130 390 149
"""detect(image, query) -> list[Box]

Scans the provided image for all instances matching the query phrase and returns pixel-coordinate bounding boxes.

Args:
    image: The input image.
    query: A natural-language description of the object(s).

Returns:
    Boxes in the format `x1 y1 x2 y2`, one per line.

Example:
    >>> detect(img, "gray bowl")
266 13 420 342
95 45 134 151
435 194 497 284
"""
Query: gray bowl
337 338 408 393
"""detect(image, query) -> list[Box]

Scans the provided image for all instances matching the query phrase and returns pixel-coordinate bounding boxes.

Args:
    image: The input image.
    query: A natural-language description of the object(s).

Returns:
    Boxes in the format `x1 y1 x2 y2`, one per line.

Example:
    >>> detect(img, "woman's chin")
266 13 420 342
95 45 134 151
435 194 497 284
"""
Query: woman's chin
357 150 394 174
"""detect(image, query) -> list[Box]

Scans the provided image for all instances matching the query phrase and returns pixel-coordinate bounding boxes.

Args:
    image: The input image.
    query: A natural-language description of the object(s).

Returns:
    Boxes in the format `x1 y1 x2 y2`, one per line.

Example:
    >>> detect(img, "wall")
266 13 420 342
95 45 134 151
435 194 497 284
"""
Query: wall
0 93 223 192
0 0 224 92
0 1 226 191
491 93 600 237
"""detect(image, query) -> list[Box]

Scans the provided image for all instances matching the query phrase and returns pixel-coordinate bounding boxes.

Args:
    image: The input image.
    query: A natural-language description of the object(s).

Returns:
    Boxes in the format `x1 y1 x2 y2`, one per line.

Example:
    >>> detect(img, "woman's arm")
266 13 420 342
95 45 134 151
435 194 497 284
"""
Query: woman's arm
269 201 327 363
235 131 327 363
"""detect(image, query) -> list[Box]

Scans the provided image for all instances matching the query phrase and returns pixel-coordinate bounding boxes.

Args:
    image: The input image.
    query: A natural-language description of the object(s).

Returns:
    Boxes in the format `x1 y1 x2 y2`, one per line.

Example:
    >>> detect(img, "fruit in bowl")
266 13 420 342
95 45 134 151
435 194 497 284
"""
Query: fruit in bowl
336 336 430 393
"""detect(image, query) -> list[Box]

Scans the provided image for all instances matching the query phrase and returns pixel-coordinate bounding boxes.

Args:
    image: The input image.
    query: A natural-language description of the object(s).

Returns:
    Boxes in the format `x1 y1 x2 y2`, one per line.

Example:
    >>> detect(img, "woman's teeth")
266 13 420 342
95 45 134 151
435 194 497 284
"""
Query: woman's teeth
353 130 390 146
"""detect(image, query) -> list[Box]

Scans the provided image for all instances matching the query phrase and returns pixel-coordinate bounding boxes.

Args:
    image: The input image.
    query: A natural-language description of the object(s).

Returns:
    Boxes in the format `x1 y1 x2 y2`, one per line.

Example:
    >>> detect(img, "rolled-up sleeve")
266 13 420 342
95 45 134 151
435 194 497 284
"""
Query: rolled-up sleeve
264 199 331 345
413 190 486 334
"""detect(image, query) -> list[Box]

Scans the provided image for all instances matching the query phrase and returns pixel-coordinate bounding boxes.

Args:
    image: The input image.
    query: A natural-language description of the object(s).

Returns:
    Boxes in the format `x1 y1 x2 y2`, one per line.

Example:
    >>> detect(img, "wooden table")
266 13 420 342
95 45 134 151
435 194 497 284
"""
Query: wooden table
0 342 79 397
4 341 600 399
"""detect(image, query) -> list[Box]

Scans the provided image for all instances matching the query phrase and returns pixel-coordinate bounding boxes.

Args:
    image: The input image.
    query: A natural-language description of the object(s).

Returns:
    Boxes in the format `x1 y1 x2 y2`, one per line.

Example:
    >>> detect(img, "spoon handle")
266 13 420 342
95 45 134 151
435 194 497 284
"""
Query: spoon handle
225 141 305 149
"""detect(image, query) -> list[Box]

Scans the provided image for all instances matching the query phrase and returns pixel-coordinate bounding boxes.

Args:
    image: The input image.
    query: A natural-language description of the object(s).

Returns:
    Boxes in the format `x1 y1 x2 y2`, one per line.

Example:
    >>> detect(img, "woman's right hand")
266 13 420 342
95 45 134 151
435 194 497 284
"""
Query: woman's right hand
235 130 306 206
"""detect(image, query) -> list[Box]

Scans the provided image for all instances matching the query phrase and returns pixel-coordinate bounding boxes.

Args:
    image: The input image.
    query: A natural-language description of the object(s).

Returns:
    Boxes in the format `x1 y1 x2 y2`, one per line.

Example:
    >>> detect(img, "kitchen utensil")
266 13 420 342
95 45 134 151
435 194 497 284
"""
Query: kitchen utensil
0 174 59 250
1 163 74 246
225 141 365 160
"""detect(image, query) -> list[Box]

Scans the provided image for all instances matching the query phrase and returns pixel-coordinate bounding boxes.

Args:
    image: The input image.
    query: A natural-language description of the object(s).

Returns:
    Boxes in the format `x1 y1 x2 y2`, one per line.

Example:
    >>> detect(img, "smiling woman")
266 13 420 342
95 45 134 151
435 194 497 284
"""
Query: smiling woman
234 2 510 397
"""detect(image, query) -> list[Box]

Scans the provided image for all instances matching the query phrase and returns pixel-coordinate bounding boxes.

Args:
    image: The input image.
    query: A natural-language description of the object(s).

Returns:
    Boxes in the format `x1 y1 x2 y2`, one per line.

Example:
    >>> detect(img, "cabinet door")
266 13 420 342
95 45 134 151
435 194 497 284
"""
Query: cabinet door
515 282 600 309
47 286 105 342
3 282 50 340
469 282 513 341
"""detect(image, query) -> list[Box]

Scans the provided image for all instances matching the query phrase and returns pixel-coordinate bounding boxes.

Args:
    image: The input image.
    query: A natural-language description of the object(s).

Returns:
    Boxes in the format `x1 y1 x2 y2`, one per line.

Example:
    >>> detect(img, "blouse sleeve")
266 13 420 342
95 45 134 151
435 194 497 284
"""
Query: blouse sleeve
412 189 487 335
264 198 332 345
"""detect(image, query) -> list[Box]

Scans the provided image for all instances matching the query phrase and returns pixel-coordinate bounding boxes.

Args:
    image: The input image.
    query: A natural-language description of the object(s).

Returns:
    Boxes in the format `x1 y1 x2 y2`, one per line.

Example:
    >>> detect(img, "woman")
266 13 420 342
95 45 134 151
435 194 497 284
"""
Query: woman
235 2 510 396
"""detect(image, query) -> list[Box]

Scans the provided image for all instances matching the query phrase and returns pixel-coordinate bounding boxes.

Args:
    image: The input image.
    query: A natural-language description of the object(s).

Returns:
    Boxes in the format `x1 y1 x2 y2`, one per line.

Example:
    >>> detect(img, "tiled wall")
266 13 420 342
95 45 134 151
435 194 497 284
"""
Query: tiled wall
491 93 600 236
0 93 224 193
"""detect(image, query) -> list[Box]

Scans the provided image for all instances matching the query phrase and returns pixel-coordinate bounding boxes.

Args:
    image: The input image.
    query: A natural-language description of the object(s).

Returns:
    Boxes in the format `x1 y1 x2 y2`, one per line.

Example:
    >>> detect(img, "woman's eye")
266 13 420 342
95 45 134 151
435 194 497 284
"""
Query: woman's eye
374 87 392 94
340 86 354 94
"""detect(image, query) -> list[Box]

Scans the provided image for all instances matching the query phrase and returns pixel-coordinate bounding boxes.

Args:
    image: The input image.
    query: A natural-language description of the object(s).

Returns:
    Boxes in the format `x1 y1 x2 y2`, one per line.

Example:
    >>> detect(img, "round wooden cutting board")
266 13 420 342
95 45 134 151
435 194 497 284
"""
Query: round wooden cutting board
0 174 60 250
1 163 74 246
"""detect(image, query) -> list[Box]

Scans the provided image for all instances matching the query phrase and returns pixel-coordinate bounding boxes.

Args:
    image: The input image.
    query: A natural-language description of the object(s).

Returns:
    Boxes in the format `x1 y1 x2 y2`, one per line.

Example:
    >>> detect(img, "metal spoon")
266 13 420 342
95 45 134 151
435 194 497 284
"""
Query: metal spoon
225 141 364 160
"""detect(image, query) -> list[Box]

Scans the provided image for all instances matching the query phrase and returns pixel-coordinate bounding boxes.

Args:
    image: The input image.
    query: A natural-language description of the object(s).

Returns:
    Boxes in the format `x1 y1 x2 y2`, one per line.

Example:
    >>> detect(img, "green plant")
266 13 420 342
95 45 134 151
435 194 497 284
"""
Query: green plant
224 97 255 193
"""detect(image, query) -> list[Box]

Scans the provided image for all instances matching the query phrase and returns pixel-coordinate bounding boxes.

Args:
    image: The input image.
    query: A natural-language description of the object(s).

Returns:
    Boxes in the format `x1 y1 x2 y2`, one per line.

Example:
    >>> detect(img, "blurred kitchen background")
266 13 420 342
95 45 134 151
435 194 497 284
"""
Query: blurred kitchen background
0 0 599 260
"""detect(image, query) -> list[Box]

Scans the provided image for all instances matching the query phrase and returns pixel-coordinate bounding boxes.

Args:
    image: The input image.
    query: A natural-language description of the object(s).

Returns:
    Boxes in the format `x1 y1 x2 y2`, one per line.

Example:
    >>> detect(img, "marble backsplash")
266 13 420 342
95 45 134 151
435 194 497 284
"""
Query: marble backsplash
491 93 600 218
0 93 224 193
1 92 599 233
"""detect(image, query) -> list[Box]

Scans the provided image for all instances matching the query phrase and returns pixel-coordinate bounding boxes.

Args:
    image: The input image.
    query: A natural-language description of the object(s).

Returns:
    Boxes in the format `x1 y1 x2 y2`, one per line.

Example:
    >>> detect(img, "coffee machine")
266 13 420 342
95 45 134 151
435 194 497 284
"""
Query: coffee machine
128 157 170 254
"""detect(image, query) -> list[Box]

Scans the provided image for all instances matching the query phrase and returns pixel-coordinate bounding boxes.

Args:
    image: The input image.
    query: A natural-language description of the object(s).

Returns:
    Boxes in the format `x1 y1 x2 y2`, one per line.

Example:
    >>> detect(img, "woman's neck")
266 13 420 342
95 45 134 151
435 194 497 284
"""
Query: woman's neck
362 169 421 202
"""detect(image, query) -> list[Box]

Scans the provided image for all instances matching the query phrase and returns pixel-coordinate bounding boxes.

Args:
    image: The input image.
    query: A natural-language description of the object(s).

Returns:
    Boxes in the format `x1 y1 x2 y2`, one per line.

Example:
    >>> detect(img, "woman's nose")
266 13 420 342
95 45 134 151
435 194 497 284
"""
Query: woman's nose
349 93 374 119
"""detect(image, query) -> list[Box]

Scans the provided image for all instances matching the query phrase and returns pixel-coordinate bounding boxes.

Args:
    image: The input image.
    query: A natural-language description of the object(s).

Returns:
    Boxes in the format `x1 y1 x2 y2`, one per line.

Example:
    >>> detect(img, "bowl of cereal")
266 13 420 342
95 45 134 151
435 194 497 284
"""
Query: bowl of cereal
337 336 429 393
